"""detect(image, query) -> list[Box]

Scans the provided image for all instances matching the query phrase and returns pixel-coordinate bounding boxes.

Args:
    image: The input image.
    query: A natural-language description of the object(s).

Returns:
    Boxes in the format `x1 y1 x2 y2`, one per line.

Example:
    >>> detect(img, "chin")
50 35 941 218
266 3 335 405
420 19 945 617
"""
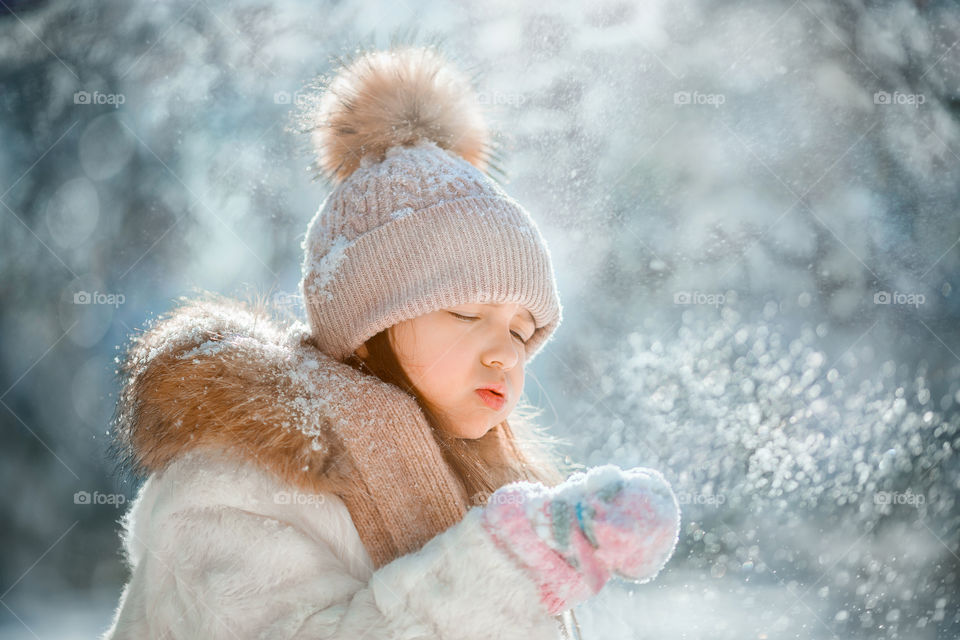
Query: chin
448 420 495 440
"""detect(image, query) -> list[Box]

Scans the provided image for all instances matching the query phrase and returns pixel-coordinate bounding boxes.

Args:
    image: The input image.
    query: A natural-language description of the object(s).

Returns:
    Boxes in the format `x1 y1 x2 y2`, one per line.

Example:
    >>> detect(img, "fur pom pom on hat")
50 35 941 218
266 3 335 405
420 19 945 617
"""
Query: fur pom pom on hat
297 44 563 365
308 46 493 184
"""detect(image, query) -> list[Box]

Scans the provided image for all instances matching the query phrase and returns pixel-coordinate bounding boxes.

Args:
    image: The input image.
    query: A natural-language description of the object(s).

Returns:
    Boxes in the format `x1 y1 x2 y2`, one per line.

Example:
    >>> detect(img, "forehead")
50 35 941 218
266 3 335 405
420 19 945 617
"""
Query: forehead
455 302 535 324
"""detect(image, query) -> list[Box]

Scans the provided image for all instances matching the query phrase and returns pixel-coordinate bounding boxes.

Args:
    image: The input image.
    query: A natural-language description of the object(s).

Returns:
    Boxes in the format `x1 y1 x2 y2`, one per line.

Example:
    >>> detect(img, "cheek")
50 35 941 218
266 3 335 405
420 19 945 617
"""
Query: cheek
417 355 459 397
403 327 469 391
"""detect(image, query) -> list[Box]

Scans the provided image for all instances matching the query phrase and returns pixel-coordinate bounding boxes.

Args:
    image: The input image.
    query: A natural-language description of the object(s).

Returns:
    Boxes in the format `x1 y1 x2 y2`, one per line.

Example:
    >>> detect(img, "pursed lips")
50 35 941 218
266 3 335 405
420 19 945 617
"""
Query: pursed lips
475 384 507 410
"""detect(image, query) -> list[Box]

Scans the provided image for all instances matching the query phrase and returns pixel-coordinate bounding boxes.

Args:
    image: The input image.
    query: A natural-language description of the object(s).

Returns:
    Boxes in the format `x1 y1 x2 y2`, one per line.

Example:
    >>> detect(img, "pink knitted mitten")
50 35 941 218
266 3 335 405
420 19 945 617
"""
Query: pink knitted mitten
479 464 681 615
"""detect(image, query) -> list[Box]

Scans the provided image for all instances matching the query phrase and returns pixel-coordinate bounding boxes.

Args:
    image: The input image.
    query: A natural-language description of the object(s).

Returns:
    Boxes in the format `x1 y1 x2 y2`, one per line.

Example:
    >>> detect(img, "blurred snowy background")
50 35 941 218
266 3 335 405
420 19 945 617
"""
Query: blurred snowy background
1 0 959 638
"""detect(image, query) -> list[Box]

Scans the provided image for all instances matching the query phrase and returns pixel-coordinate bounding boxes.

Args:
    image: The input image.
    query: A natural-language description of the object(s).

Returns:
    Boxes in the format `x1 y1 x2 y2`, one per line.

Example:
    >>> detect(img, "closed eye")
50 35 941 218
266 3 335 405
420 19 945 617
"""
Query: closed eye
448 311 530 344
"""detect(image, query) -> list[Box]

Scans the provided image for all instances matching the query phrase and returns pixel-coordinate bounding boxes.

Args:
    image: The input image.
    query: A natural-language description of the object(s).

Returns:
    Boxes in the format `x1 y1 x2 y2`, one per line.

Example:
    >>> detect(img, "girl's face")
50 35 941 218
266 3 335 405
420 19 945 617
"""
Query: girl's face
359 302 537 439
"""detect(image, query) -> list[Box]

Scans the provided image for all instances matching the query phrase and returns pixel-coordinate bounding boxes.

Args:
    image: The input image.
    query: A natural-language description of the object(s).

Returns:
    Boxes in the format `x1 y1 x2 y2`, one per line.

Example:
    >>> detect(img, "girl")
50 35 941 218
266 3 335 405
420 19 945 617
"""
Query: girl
102 45 681 639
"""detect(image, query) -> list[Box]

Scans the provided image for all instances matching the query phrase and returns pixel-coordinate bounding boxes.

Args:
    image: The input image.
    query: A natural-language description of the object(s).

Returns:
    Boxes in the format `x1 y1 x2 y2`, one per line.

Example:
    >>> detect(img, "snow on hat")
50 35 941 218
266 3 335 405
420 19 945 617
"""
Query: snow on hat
297 45 563 364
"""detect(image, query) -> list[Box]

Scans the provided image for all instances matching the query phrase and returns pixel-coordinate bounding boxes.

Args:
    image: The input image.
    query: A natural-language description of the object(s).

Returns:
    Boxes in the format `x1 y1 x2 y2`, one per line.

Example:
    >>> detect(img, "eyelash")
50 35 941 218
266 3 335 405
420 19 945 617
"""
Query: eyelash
449 312 529 344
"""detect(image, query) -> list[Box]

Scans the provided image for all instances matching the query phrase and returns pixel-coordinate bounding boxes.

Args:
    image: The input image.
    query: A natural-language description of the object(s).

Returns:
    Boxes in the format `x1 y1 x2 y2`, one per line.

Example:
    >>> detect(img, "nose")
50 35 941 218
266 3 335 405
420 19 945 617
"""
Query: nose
482 332 521 370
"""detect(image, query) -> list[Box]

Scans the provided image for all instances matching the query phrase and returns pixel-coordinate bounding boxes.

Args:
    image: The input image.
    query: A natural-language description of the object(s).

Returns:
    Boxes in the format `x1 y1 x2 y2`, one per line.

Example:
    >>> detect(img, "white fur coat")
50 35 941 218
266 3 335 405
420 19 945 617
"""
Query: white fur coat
102 450 571 639
101 296 572 639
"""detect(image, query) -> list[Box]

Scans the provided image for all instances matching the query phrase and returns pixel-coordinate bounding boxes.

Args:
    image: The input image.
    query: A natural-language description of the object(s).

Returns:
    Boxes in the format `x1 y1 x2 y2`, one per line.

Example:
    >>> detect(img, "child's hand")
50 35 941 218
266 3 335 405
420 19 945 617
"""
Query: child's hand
479 464 681 614
566 465 681 582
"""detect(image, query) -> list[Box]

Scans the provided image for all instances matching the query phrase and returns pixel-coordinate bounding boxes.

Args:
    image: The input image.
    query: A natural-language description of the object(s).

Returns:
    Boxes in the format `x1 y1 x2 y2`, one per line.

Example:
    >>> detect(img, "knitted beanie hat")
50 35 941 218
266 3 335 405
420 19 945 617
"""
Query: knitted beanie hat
297 45 563 364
